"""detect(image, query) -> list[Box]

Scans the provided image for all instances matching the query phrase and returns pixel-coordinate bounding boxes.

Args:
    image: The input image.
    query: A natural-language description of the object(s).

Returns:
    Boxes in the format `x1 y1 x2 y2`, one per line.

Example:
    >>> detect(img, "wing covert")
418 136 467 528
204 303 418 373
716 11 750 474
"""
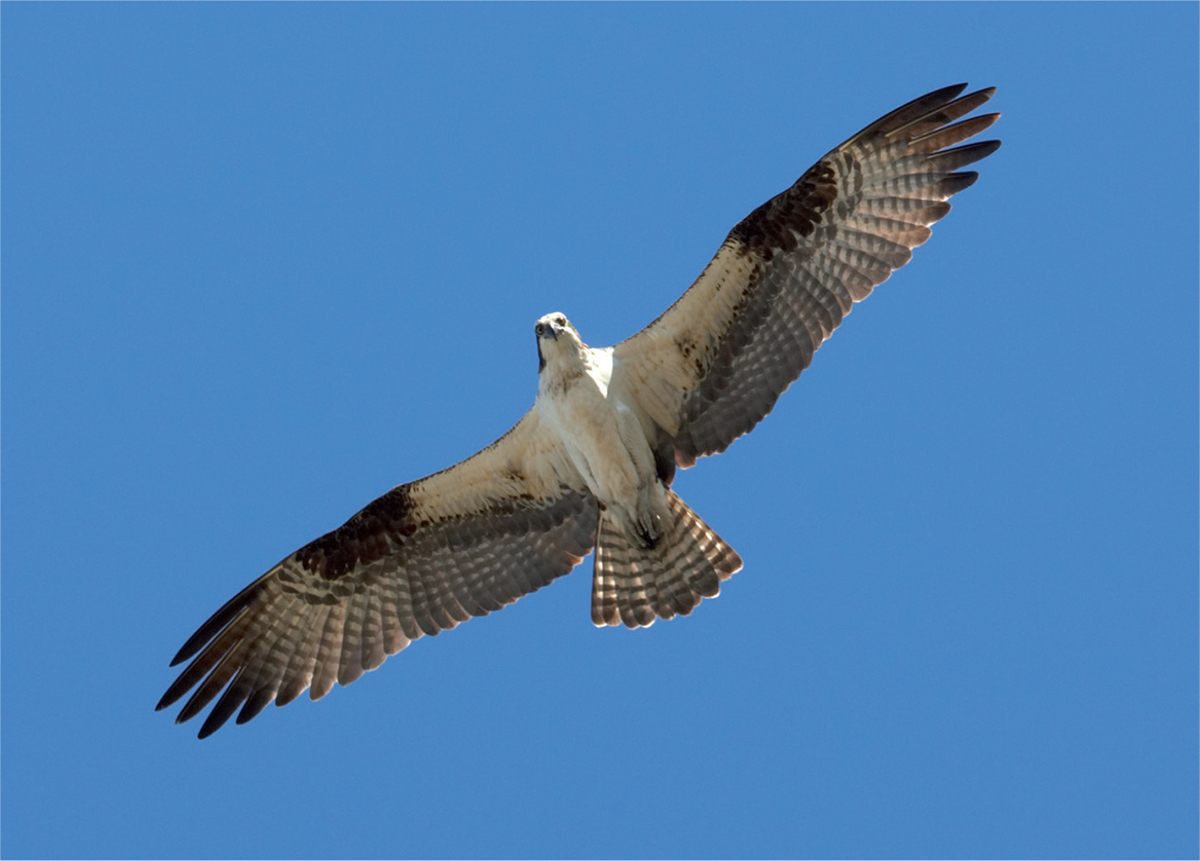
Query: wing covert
157 410 598 737
611 84 1000 466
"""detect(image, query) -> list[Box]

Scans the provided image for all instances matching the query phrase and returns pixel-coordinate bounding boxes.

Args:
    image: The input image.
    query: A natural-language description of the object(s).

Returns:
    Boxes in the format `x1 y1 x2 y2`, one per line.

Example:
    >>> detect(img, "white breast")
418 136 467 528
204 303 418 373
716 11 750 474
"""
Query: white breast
537 347 653 506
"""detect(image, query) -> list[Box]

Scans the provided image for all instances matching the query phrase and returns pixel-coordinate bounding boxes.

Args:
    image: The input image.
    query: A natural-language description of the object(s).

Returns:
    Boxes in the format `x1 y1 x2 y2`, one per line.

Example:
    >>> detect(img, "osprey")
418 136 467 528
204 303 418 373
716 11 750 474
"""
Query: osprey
160 84 1001 737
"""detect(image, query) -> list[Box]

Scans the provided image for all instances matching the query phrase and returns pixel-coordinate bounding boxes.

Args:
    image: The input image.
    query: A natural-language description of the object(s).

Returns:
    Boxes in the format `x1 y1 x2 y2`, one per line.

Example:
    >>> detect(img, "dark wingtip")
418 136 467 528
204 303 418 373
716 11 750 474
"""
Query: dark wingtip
938 82 970 99
197 722 218 740
197 706 233 738
196 690 243 737
944 171 981 194
844 83 977 149
169 577 267 666
946 139 1003 167
154 685 180 714
975 112 1002 132
158 672 197 712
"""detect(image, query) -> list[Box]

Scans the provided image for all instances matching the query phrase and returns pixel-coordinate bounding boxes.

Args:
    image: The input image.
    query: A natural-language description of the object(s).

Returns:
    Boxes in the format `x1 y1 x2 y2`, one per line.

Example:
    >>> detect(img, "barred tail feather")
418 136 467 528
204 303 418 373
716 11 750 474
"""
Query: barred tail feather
591 490 743 628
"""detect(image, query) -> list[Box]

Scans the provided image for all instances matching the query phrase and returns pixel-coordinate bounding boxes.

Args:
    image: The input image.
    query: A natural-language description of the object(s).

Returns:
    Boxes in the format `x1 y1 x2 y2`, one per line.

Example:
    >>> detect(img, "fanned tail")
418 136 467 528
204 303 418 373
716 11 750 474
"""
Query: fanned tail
591 489 743 628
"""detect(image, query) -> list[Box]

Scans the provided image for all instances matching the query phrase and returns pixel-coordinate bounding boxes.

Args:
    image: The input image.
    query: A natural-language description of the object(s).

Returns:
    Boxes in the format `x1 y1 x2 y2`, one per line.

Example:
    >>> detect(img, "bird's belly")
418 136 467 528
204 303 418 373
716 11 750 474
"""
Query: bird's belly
542 386 650 505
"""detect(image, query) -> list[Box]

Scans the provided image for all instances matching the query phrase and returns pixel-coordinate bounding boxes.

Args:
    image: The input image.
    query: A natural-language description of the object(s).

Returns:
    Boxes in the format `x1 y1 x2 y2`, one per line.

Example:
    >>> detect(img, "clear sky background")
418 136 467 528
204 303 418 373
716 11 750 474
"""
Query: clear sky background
3 4 1196 859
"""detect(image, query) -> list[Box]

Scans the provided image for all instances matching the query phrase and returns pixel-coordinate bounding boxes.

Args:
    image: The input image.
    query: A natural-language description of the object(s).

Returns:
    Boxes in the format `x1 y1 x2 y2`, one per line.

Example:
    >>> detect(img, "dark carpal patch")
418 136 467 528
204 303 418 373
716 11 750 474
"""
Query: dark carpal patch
729 159 841 260
297 484 417 581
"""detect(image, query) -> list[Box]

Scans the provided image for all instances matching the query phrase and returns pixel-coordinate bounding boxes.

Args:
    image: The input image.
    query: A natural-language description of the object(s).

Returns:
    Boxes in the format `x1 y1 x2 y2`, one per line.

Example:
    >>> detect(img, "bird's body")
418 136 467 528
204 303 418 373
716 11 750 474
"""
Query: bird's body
160 84 1002 737
536 314 665 549
536 323 631 511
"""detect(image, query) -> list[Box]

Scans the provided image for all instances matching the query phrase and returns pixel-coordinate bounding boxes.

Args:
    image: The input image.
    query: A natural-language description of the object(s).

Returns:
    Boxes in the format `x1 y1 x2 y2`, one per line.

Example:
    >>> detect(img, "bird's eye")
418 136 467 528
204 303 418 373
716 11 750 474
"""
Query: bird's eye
555 315 566 326
535 323 545 336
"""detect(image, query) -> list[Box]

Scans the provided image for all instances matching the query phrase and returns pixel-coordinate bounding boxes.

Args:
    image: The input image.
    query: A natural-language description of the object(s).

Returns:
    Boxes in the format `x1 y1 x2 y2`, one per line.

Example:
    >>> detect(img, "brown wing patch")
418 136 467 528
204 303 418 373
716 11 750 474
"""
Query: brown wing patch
295 485 416 582
729 160 839 259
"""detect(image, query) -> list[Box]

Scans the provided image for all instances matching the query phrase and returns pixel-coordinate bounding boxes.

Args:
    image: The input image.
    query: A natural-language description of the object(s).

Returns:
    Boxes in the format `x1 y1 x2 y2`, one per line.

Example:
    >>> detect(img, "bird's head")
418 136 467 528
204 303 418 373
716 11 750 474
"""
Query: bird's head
534 312 584 373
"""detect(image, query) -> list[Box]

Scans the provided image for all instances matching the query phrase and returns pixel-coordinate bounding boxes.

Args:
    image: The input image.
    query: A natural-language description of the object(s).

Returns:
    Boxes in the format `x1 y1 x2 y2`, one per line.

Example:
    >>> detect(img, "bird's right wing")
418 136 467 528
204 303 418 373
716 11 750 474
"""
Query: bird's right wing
611 84 1000 467
157 409 598 737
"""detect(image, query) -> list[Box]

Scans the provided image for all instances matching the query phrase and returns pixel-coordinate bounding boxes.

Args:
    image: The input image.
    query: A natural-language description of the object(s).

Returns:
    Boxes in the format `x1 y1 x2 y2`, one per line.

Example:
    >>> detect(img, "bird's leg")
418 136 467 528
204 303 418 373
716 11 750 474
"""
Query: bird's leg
627 479 666 549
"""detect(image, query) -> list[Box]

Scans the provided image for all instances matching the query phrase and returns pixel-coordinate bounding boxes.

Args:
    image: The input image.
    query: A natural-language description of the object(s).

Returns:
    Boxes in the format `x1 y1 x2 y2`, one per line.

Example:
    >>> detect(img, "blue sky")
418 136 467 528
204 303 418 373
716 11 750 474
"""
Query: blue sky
3 4 1196 859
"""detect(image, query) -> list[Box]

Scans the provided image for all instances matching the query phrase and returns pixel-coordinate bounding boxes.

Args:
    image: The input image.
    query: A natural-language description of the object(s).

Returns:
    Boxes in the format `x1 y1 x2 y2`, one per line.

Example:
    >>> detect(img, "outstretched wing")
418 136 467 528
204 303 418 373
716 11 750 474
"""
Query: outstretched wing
157 410 597 737
611 84 1000 467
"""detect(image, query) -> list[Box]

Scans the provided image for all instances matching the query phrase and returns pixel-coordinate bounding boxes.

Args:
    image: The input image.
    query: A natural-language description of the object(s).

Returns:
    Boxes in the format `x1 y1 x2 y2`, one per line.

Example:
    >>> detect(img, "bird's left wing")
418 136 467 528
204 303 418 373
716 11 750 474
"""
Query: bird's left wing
157 409 597 737
611 84 1000 468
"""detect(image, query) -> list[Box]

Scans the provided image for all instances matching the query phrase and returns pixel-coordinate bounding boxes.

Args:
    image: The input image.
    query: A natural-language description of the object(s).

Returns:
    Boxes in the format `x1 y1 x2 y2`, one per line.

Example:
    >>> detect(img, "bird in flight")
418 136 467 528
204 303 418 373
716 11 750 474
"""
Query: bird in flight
159 83 1000 737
